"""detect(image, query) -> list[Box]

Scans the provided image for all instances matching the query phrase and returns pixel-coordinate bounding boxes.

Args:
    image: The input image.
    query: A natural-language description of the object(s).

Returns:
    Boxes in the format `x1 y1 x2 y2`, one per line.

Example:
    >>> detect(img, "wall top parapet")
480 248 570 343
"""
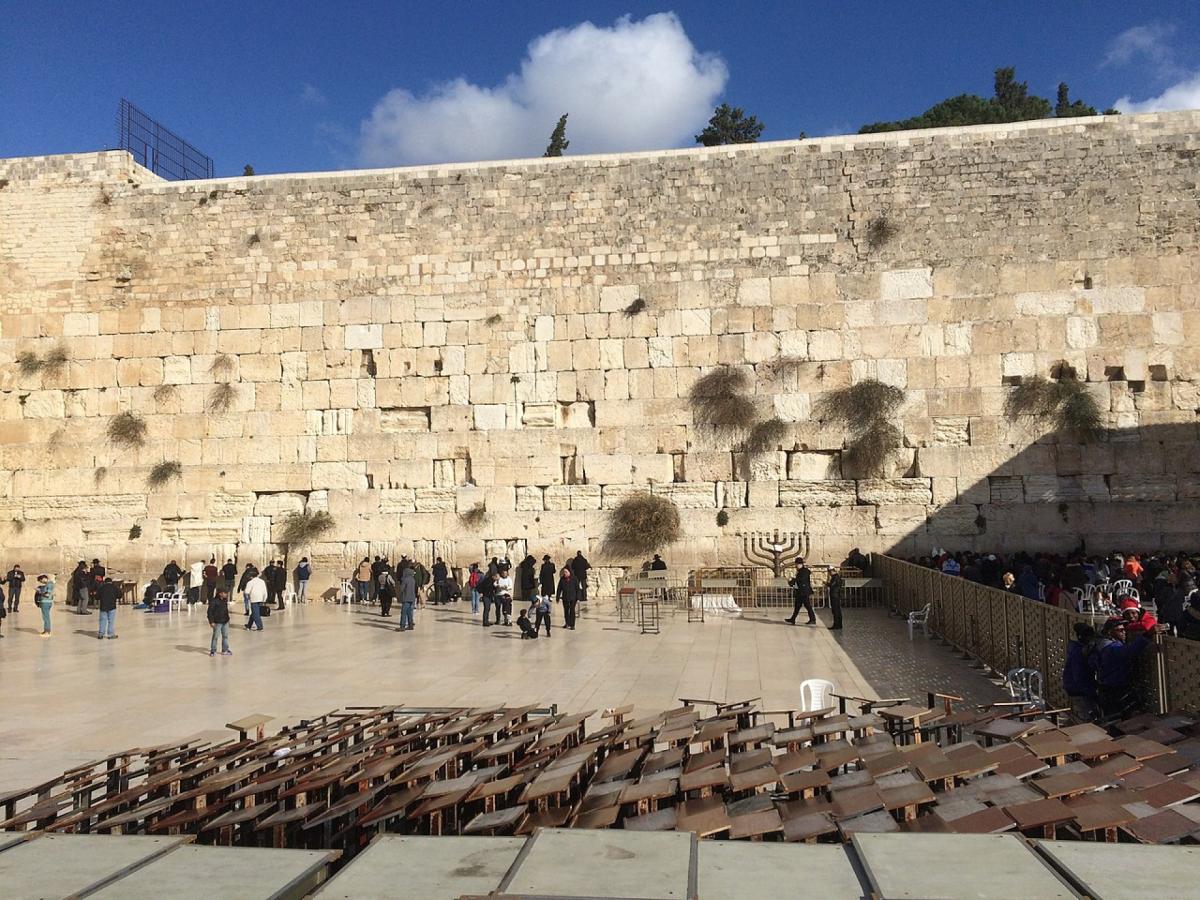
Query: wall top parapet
4 109 1198 194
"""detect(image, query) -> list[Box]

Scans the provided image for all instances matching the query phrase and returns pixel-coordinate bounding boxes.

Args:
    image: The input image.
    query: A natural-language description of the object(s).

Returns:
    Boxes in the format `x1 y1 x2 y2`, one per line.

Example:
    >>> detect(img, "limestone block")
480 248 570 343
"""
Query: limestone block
600 284 639 313
345 324 383 350
653 482 717 508
413 487 456 512
680 309 711 336
544 485 571 511
582 453 632 485
926 504 983 536
876 503 929 535
931 477 958 506
808 331 841 360
719 481 749 508
1015 292 1077 316
1021 475 1109 503
989 476 1023 504
379 489 417 513
241 516 272 544
858 478 933 505
778 480 856 507
208 492 257 518
163 355 191 384
521 403 556 427
240 354 283 382
747 451 786 481
21 390 63 418
630 453 673 484
787 451 838 481
311 461 367 490
1065 316 1099 349
568 484 602 510
1088 287 1145 315
560 401 593 429
880 268 933 301
515 485 544 511
744 332 780 364
1109 474 1177 502
804 505 876 535
648 337 673 368
253 492 306 516
771 275 810 305
685 451 733 482
737 278 771 306
473 405 507 430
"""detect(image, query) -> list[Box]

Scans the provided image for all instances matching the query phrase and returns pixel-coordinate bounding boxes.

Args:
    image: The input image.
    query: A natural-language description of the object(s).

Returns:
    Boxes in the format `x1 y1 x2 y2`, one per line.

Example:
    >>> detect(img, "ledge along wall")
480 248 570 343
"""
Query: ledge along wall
1 111 1199 592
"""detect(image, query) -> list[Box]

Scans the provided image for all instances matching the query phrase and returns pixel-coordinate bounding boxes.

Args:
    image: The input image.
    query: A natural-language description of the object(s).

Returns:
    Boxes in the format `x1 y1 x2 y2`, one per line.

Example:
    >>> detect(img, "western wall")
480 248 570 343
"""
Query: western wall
1 111 1198 591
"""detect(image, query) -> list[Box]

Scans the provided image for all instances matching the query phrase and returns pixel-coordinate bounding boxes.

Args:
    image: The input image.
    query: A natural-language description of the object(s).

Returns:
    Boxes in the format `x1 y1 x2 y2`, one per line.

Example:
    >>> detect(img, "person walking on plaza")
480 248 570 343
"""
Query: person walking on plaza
97 577 120 640
89 558 106 601
35 574 53 636
570 551 591 605
534 591 552 637
378 564 396 617
6 563 24 612
295 557 312 604
786 559 816 625
221 559 238 595
270 560 288 610
354 557 372 604
557 566 579 630
398 565 417 631
208 589 233 656
245 571 267 631
827 568 845 631
71 560 91 615
238 562 258 614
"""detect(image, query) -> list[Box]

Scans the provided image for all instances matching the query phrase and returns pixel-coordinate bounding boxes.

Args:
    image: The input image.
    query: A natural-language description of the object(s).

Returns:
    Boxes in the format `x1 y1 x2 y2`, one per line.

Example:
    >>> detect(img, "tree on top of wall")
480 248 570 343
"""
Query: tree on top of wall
858 67 1113 133
696 104 765 146
243 164 255 176
544 114 569 157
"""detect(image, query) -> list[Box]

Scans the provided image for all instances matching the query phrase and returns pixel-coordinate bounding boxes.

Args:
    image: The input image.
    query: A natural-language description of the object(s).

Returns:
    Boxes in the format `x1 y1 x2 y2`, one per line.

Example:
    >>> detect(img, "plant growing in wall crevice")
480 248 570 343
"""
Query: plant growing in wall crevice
623 298 647 318
107 411 147 448
689 367 756 433
153 383 179 403
740 417 789 454
459 504 487 528
603 492 682 558
866 216 896 250
207 382 238 413
279 510 335 544
1004 375 1103 442
816 379 906 476
147 460 182 489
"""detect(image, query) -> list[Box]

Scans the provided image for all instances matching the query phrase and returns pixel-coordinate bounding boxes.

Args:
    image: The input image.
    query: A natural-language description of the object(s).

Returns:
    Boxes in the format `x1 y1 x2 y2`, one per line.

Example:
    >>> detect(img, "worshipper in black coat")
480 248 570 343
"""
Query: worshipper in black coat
557 567 580 630
786 559 816 625
270 560 288 609
570 551 591 603
517 555 537 607
539 555 556 600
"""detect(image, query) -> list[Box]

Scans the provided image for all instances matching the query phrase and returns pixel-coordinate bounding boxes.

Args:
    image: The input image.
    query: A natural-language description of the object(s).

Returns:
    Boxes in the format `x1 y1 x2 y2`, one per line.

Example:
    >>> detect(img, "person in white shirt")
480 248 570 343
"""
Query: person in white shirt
189 560 205 605
245 573 268 631
495 568 514 626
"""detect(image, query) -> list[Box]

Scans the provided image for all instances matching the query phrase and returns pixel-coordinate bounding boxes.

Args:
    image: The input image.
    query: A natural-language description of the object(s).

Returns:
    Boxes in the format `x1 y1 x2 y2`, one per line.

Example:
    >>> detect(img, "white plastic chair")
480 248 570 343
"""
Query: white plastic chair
800 678 836 712
907 603 932 639
280 589 296 608
1111 579 1134 596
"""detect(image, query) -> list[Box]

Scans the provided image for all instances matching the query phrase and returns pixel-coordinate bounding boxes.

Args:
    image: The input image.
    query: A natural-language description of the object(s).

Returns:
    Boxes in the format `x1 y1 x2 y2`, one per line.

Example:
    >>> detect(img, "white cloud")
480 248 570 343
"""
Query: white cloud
1104 22 1178 71
300 83 328 106
359 13 727 166
1115 72 1200 113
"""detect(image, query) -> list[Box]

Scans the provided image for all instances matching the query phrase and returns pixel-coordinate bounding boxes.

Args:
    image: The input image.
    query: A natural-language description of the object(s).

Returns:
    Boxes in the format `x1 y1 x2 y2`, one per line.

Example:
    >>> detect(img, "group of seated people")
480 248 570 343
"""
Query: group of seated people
916 549 1200 640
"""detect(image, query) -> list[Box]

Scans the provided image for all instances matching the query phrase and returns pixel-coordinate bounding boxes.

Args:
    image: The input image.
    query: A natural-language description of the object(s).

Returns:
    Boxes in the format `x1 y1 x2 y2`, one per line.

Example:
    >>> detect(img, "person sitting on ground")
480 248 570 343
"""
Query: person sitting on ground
1063 622 1100 722
517 607 538 639
136 580 158 610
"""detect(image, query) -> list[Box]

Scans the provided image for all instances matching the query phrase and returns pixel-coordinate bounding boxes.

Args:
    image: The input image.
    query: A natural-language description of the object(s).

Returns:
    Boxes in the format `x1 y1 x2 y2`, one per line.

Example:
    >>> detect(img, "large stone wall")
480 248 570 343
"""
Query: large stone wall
1 111 1199 588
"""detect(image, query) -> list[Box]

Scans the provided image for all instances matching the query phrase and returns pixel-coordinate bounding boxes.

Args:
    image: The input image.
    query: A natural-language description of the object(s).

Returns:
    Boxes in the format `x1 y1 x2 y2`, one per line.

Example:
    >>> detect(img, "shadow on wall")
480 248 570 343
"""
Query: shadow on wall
887 420 1200 558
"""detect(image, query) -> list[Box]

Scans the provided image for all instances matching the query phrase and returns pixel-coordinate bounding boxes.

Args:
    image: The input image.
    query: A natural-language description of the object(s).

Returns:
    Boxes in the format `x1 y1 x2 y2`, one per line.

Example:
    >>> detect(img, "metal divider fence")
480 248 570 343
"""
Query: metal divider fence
876 555 1200 715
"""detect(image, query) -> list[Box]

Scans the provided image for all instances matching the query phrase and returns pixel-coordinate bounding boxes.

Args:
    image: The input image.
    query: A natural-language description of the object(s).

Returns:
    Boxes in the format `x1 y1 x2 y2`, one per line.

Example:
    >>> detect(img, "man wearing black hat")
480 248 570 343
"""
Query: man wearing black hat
786 559 816 625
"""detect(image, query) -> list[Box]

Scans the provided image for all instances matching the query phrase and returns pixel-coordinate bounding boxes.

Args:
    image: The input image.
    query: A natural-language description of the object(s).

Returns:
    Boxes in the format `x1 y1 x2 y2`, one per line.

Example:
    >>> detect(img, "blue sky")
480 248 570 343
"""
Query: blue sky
2 2 1198 176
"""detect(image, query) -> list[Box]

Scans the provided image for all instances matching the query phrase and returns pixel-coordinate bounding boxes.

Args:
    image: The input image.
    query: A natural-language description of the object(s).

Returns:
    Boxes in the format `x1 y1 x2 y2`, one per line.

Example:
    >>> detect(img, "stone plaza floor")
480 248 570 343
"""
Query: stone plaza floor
0 598 1004 792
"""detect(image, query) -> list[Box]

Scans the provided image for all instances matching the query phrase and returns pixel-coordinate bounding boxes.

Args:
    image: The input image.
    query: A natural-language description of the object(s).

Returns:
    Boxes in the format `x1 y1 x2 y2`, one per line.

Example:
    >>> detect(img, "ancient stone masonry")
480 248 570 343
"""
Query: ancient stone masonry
1 112 1199 588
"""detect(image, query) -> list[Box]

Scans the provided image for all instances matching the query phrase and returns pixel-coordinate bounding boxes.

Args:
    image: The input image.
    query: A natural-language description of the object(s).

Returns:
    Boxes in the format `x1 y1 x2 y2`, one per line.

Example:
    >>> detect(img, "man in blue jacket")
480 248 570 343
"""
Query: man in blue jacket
1091 617 1160 718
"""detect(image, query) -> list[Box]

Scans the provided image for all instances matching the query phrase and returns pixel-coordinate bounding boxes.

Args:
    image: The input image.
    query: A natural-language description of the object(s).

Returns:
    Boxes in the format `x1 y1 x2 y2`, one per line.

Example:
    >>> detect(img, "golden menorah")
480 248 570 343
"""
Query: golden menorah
743 531 808 577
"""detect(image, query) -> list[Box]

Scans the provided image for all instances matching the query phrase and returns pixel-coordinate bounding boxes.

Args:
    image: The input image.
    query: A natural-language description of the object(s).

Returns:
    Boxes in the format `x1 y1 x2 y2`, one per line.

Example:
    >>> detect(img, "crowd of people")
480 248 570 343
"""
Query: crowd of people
918 548 1200 640
0 548 598 652
348 550 594 639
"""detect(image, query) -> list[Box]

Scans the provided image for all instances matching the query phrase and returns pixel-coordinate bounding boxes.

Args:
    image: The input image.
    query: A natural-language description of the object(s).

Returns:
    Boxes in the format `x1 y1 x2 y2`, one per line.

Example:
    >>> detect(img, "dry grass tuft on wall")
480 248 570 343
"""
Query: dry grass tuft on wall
107 411 147 448
623 298 647 317
128 524 142 540
280 510 335 544
818 379 906 477
741 417 789 454
153 384 179 403
209 354 235 378
689 367 756 432
867 216 896 250
458 504 487 527
1004 375 1103 442
603 492 681 558
41 344 69 375
16 351 43 375
147 460 182 489
843 421 904 476
207 382 238 413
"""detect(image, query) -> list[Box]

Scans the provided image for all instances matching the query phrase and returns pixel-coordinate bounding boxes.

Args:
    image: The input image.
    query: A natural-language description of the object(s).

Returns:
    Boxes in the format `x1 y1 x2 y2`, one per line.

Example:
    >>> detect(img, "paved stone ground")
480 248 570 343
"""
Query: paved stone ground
0 598 1005 792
